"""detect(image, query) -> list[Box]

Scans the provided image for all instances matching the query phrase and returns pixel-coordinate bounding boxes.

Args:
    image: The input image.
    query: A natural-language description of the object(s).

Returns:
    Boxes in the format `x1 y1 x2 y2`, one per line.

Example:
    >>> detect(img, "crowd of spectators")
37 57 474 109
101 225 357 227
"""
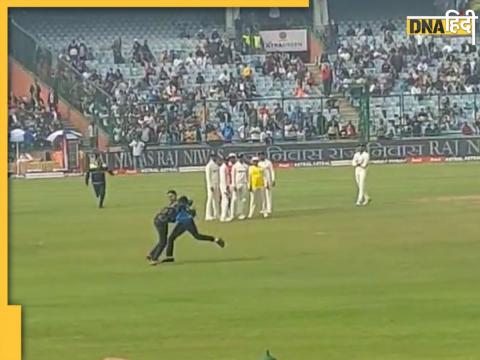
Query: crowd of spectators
372 102 480 139
323 19 480 139
329 20 480 97
8 83 63 153
36 18 480 146
209 97 357 143
56 29 326 145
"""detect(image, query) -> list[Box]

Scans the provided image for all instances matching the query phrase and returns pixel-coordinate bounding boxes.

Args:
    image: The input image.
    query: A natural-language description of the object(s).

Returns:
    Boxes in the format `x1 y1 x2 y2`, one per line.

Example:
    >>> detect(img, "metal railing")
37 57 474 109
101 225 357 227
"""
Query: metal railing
365 92 480 139
99 94 358 147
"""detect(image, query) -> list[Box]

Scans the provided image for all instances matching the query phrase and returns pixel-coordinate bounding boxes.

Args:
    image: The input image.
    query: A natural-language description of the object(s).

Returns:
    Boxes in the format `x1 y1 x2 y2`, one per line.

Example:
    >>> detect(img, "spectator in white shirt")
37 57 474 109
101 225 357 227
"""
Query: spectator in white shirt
129 137 145 170
442 43 453 54
237 124 247 141
249 125 261 141
417 61 428 73
218 70 229 84
140 125 151 143
411 84 422 95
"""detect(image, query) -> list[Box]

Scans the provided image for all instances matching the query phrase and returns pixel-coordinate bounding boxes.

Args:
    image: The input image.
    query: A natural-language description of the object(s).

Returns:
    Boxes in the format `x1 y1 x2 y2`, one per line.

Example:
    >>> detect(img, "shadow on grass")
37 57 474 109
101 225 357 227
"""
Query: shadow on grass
266 207 332 219
176 256 266 266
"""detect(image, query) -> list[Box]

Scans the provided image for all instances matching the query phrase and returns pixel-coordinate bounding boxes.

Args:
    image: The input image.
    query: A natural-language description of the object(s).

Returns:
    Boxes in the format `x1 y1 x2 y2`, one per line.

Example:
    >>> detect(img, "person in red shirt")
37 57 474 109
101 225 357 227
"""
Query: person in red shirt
258 104 270 128
294 86 306 98
320 63 333 97
461 121 474 136
346 121 357 138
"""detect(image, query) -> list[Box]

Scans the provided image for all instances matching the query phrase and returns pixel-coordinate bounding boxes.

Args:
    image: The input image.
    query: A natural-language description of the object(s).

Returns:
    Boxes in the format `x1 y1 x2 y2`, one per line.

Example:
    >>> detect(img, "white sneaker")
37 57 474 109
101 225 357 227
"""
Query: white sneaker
263 213 269 218
362 198 371 206
205 217 214 221
238 215 246 220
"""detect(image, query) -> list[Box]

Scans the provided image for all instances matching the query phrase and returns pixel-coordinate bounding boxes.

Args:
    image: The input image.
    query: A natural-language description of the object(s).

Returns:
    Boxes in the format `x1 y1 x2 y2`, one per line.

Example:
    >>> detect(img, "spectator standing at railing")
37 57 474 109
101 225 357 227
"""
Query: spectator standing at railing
258 104 269 128
129 136 145 170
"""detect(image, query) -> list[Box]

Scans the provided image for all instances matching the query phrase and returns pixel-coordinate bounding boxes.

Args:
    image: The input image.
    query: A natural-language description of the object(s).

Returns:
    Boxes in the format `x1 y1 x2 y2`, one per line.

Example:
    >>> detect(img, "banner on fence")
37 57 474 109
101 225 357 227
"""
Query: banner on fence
259 29 308 52
98 137 480 171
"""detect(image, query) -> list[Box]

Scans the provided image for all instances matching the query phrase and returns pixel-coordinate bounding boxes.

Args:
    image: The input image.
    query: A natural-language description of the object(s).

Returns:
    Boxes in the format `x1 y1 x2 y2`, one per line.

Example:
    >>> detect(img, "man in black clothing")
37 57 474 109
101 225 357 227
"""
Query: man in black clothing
146 190 178 266
161 196 225 264
85 156 114 208
147 190 177 265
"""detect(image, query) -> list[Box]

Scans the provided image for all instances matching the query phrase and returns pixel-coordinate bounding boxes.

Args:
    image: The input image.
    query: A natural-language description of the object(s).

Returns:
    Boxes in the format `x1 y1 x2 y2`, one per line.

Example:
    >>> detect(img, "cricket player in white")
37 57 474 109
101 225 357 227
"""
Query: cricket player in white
248 156 267 219
258 152 275 216
205 154 221 220
352 144 371 206
219 156 231 222
231 153 249 220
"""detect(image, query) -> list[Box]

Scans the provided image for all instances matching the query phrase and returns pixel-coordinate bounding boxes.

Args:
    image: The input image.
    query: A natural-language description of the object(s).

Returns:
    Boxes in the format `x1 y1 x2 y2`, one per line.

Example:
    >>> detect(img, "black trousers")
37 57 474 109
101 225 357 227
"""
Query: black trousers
150 221 168 261
165 219 215 258
92 182 106 208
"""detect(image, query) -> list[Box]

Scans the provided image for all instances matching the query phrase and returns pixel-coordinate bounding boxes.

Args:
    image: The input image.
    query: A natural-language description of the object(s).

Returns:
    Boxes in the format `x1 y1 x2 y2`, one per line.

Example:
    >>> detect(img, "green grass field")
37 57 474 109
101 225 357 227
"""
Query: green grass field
9 163 480 360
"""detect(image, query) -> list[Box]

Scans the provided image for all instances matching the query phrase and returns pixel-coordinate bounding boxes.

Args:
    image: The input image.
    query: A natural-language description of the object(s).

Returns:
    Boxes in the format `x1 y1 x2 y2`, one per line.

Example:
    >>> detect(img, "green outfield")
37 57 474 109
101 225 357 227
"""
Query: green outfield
9 163 480 360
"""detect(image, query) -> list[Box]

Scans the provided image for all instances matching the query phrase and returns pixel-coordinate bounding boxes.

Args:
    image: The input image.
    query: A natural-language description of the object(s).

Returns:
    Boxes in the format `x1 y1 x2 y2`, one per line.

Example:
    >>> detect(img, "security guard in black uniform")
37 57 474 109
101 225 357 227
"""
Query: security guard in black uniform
85 155 114 208
146 190 178 265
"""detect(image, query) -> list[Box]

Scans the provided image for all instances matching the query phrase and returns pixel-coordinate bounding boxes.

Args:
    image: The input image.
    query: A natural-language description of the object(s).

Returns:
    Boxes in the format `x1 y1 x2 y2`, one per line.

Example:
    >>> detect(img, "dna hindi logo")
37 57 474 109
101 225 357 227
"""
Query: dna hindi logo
406 9 478 45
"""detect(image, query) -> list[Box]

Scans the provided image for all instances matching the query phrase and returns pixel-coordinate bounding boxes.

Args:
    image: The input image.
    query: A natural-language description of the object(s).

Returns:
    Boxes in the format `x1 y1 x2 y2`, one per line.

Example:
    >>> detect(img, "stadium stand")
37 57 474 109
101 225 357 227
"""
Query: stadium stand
8 83 64 152
10 9 343 145
326 18 480 138
9 6 480 150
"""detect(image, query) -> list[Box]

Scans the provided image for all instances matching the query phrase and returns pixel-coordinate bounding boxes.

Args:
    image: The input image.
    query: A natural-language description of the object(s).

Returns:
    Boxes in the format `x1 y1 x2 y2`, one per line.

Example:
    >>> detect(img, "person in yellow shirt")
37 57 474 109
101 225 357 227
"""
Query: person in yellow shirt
248 156 267 219
242 65 252 80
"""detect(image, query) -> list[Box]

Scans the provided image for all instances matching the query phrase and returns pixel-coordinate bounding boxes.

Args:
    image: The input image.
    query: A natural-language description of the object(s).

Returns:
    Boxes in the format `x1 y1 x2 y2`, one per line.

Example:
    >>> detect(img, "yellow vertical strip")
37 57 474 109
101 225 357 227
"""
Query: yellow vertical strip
1 3 22 360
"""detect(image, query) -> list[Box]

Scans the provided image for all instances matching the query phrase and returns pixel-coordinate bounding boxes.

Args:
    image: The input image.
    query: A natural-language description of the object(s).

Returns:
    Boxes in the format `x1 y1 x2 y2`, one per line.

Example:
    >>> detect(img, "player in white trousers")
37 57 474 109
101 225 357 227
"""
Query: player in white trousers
248 156 267 219
231 153 249 220
352 144 371 206
258 152 275 217
219 156 232 222
204 153 220 220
